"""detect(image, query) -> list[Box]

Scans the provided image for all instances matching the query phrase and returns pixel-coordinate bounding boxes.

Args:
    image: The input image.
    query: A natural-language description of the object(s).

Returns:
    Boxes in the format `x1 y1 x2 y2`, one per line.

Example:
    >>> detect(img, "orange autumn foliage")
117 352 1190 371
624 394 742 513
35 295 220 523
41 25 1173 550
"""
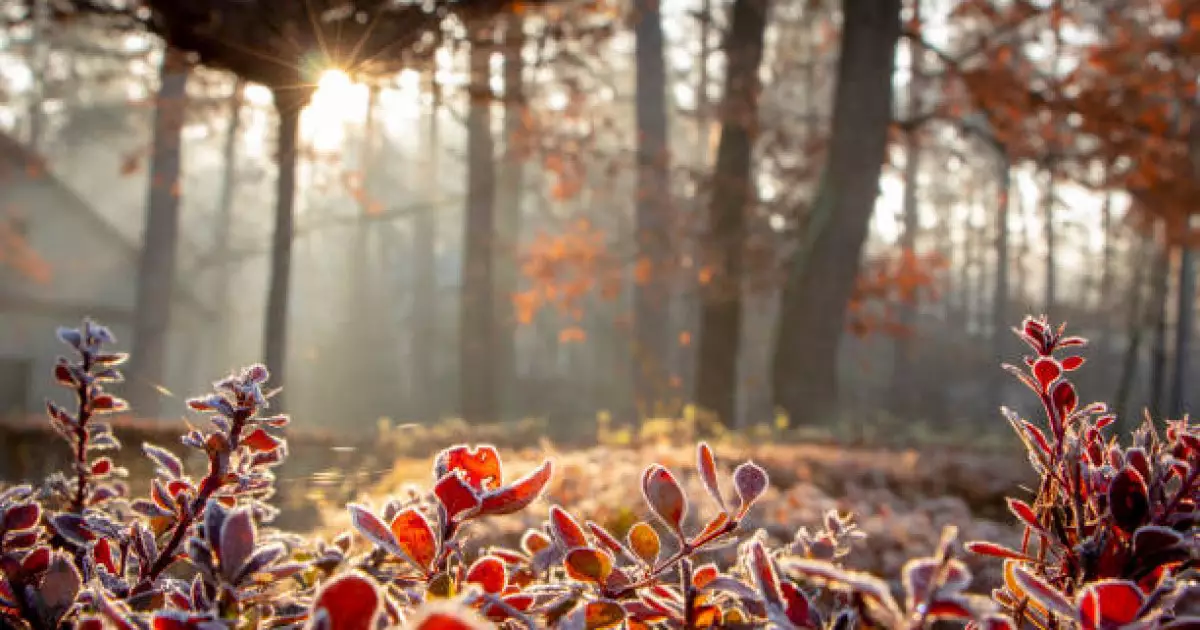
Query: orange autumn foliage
513 219 621 334
846 249 947 339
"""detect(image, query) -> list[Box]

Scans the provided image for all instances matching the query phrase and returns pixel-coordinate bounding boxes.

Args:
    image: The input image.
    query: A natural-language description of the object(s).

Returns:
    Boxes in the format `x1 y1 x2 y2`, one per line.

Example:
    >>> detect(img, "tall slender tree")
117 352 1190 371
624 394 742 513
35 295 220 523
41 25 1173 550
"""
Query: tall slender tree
412 72 441 421
890 0 924 416
695 0 770 429
129 47 190 418
210 78 245 374
460 27 499 424
495 17 526 420
772 0 901 427
632 0 672 421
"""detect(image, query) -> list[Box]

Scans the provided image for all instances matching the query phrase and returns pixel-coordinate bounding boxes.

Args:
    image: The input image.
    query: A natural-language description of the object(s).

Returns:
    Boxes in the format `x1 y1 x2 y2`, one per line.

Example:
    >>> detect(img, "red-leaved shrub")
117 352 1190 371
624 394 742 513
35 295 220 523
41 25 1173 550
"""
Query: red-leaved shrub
0 315 1195 629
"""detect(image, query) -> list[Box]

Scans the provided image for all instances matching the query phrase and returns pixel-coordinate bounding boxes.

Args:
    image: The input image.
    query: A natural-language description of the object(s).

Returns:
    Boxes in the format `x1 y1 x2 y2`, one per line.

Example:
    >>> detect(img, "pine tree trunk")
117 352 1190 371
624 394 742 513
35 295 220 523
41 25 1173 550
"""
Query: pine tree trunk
694 0 770 429
263 87 310 410
129 48 190 419
460 32 498 424
771 0 901 427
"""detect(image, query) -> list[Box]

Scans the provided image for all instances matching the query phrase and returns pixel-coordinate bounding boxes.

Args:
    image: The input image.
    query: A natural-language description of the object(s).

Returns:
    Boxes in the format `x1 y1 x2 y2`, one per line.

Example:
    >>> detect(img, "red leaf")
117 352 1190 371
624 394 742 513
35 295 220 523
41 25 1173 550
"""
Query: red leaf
584 600 625 629
167 480 191 499
1077 580 1144 630
91 458 113 476
347 504 400 554
1020 421 1053 458
926 597 973 621
692 564 719 589
150 612 193 630
434 472 482 522
641 465 688 535
479 460 553 516
389 508 437 572
93 538 118 575
1109 466 1150 533
1033 358 1061 392
781 580 813 627
732 461 769 517
1058 336 1087 348
218 508 256 581
550 506 588 548
749 540 782 607
978 614 1017 630
696 442 727 512
240 428 282 453
465 555 507 594
903 557 972 610
1051 380 1078 417
434 445 502 492
627 522 660 564
3 504 40 531
1061 355 1085 371
587 521 627 557
311 571 382 630
1010 564 1075 620
22 547 50 574
564 547 614 584
1007 498 1043 531
521 529 551 556
965 541 1033 561
691 512 730 547
1133 525 1184 557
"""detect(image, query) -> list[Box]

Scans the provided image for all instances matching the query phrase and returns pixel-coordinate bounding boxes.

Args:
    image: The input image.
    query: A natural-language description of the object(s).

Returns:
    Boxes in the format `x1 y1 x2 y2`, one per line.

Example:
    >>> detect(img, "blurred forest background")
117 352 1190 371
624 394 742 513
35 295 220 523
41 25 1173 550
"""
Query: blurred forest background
0 0 1198 448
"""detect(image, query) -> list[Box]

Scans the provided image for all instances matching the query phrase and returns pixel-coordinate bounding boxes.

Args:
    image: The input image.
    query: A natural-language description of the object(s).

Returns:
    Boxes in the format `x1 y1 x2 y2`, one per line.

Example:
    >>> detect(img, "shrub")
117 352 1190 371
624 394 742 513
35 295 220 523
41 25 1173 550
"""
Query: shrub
0 315 1195 629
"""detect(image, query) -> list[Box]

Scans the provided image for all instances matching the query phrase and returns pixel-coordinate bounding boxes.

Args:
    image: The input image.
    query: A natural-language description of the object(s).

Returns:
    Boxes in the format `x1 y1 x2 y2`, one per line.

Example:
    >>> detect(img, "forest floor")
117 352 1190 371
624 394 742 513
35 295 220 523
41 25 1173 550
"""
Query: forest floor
309 440 1029 594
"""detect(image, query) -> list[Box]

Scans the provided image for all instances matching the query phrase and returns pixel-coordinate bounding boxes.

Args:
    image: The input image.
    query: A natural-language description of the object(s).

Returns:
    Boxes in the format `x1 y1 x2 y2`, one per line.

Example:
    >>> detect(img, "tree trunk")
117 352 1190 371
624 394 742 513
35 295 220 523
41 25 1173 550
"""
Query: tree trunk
1043 165 1057 316
460 32 498 424
771 0 900 427
27 0 49 152
890 0 923 416
211 78 244 373
694 0 770 429
1149 239 1171 419
347 85 380 425
1115 236 1152 427
263 87 310 410
495 17 526 421
988 156 1013 416
1170 246 1194 417
631 0 672 421
129 48 190 419
412 74 440 421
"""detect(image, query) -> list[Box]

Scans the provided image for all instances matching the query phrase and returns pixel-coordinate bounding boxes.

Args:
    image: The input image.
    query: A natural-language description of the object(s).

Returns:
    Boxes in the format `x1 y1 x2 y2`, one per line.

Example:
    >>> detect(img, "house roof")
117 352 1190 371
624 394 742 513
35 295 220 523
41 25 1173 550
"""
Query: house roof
0 131 217 319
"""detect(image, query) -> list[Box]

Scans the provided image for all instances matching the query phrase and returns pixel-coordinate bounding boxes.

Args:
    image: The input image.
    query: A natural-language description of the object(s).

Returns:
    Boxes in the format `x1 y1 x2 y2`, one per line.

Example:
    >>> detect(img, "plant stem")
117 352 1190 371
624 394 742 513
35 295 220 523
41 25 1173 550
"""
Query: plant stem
70 354 94 514
131 408 250 596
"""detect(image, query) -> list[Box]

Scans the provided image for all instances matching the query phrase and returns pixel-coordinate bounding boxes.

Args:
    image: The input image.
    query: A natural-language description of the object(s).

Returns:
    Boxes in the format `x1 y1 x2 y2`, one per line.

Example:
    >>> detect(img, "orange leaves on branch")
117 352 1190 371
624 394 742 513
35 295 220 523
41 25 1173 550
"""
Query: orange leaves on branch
845 249 947 339
514 219 621 342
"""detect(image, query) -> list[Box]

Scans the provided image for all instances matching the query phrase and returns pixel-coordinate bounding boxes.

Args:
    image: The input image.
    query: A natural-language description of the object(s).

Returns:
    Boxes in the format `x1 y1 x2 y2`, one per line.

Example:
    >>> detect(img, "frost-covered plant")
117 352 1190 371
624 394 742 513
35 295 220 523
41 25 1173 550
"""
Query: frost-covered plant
0 316 1195 630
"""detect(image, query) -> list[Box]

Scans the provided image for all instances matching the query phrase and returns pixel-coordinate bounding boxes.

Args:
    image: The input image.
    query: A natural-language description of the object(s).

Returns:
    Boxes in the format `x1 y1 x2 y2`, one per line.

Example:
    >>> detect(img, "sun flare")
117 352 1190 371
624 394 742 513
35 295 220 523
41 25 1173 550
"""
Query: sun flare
303 69 369 152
